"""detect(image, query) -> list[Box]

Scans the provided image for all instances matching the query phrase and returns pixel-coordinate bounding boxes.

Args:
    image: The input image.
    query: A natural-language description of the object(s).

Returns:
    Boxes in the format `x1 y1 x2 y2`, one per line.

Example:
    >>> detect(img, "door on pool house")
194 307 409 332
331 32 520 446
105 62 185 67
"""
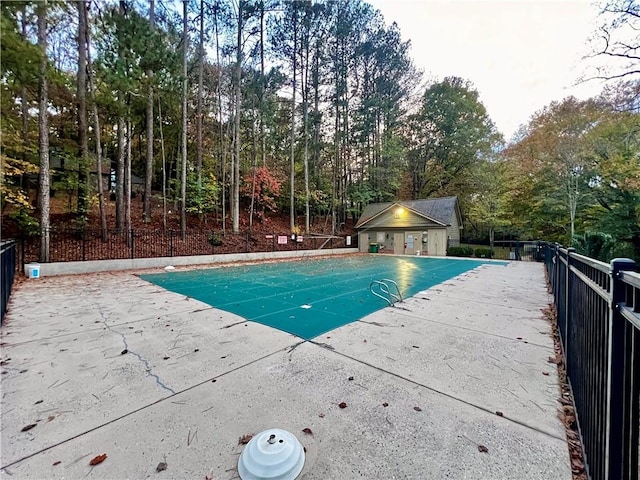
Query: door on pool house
427 229 447 256
393 233 404 254
404 231 422 255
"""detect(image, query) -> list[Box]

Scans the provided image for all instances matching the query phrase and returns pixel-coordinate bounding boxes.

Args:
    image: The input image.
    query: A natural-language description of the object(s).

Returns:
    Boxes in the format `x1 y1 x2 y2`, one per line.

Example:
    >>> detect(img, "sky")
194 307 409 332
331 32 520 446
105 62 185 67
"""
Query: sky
367 0 608 141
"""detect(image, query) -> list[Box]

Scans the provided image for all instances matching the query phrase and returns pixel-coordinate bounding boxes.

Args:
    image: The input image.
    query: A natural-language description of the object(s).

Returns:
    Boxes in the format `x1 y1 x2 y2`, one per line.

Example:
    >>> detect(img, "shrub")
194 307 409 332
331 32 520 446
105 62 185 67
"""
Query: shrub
474 247 493 258
447 246 474 257
208 232 223 247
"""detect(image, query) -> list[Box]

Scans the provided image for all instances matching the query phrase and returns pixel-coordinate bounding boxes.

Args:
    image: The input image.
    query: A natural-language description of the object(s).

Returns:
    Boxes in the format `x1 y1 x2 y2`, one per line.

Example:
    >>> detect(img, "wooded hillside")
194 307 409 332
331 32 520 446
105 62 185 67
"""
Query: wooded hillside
2 0 639 261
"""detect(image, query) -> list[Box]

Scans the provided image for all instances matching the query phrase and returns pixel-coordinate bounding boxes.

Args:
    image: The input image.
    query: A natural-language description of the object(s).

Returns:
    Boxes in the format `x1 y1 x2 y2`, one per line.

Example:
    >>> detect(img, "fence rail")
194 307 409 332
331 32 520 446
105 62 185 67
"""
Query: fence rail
19 228 356 267
1 240 17 325
543 243 639 480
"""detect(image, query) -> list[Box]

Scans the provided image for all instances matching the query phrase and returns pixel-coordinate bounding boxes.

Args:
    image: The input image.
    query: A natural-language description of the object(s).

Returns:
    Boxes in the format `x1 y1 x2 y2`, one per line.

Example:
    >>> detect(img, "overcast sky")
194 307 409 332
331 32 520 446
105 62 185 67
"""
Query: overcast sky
367 0 608 141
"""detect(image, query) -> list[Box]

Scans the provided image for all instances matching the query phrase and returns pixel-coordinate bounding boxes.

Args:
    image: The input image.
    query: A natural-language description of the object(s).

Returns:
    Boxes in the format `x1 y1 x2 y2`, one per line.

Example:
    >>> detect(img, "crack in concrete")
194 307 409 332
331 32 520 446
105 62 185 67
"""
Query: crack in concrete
95 303 175 395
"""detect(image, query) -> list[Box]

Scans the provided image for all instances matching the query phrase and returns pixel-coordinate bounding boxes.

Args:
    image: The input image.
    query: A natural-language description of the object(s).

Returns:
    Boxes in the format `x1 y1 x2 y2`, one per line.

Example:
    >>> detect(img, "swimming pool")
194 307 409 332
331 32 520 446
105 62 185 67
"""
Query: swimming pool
140 255 501 340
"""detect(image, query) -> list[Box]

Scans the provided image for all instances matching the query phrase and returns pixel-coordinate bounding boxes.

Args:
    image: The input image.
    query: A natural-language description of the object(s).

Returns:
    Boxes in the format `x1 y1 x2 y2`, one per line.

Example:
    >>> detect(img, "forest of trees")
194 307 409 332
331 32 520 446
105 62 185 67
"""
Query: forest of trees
1 0 639 262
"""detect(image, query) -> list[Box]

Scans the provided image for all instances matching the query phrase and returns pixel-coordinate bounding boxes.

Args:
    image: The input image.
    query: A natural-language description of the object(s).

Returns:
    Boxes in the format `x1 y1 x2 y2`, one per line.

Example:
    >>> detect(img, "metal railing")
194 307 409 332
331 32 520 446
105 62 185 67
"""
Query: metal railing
20 228 357 266
1 240 17 325
543 243 639 480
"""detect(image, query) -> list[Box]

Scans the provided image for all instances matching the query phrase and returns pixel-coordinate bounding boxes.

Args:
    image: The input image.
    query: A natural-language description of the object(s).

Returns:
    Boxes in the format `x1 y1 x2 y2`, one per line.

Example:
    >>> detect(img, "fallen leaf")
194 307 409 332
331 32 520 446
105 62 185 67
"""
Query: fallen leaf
413 406 422 412
121 349 128 355
34 400 43 405
412 345 420 349
478 445 489 453
163 356 170 360
21 424 37 432
542 371 550 376
363 339 367 343
382 402 389 407
348 376 354 381
89 453 107 466
495 411 504 417
47 415 55 422
303 446 307 453
302 428 313 435
53 461 61 466
338 402 347 409
516 337 523 340
318 413 325 418
194 349 199 352
156 461 167 472
238 434 253 445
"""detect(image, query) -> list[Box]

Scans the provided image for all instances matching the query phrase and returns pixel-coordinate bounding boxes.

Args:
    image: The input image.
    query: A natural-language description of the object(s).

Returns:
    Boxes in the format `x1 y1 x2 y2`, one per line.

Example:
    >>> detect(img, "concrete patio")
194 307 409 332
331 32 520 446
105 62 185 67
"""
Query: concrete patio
0 259 570 479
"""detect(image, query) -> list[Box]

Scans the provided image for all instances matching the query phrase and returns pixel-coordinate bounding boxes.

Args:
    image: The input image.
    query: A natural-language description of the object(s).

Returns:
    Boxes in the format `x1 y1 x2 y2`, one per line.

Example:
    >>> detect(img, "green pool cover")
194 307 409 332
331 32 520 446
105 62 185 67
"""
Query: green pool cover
140 255 501 340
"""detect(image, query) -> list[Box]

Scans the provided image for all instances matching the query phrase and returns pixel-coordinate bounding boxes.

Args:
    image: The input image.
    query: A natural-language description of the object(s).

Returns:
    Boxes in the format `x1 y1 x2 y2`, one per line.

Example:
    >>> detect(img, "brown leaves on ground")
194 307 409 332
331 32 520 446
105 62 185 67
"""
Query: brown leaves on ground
382 402 389 407
238 434 253 445
413 406 422 412
52 461 61 466
156 461 167 472
302 428 313 435
477 445 489 453
542 371 550 376
495 411 504 417
338 402 347 409
21 424 37 432
89 454 107 466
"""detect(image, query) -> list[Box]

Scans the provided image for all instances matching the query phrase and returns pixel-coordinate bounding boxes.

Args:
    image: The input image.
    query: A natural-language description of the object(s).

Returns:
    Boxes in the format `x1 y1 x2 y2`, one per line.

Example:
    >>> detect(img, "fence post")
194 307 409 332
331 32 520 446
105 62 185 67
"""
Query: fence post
82 229 86 262
131 229 135 259
606 258 637 480
564 248 575 356
272 233 275 252
170 230 174 257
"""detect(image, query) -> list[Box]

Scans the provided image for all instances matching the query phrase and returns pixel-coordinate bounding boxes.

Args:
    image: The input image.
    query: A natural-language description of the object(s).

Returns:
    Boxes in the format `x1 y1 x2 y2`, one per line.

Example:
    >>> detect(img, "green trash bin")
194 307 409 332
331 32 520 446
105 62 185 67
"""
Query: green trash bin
369 243 379 253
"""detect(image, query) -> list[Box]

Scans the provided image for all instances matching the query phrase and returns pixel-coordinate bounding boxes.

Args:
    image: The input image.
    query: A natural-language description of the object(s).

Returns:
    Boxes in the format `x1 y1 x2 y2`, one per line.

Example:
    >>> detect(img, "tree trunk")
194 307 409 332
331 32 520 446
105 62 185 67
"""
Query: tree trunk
85 1 108 238
37 1 50 263
214 3 226 234
125 120 132 242
302 22 310 234
181 0 188 237
143 0 154 223
290 6 297 232
20 5 29 191
196 0 204 187
158 98 167 231
116 115 125 230
232 2 242 234
77 0 88 219
260 2 266 167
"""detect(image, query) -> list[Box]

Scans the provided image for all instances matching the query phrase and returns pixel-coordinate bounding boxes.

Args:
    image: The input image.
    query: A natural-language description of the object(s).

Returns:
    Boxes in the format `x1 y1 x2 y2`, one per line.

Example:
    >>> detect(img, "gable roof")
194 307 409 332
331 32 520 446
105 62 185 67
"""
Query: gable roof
355 196 460 229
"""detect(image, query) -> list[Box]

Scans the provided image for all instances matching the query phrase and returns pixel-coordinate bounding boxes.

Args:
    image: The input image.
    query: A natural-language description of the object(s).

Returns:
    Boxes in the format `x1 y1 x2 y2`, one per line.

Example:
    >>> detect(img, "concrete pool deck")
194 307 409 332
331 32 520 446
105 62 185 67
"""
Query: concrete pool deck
0 259 571 479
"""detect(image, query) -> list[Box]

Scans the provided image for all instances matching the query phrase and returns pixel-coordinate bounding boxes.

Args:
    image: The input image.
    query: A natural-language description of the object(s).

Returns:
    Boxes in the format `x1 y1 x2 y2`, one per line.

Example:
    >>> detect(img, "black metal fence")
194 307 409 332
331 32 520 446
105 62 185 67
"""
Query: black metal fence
1 240 17 325
544 244 639 480
19 228 357 266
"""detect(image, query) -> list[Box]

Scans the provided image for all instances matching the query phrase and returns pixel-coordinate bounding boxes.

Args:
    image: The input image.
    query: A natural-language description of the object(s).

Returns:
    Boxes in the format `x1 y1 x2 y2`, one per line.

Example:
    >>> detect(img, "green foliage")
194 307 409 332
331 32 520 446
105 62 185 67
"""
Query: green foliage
447 246 474 257
186 172 219 217
6 208 40 237
572 232 616 262
208 232 223 246
474 247 494 259
408 77 501 199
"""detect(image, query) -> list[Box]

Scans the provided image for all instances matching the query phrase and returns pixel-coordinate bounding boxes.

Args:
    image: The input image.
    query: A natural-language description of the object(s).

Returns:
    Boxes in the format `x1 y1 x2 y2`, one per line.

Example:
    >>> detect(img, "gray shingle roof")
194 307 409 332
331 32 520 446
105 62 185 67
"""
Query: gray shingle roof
355 196 459 229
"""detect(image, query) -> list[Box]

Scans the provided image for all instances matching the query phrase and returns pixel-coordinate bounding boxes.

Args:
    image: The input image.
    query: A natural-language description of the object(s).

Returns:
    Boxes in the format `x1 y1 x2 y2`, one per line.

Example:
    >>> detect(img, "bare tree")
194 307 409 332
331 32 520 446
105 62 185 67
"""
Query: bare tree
143 0 155 223
77 0 89 219
232 0 242 234
181 0 188 236
85 0 108 237
196 0 204 188
37 0 50 262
